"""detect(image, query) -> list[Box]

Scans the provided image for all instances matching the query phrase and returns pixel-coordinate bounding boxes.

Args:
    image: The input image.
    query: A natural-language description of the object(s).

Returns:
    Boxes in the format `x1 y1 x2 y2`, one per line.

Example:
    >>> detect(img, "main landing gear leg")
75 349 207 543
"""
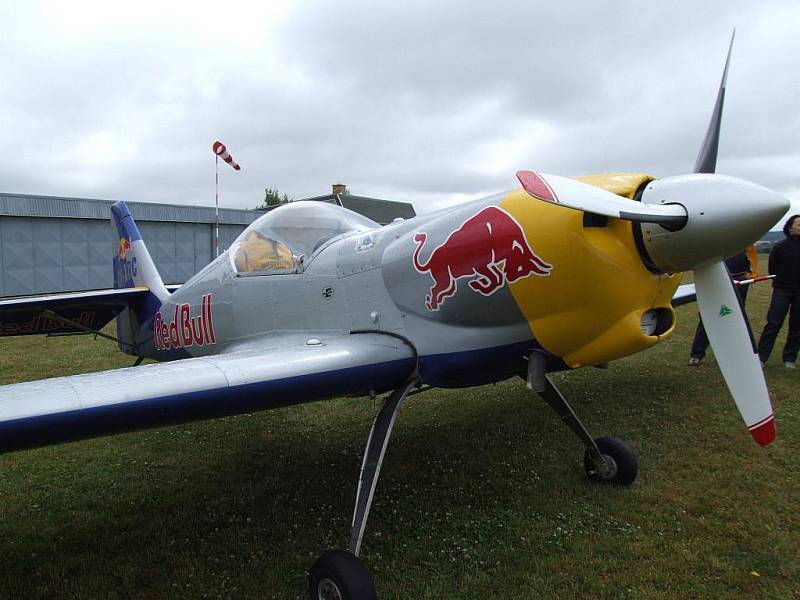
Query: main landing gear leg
308 378 418 600
527 354 637 486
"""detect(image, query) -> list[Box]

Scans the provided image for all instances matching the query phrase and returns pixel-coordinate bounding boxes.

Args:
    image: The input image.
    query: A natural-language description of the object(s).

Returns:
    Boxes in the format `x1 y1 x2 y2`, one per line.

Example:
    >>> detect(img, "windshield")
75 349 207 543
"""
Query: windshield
230 201 379 275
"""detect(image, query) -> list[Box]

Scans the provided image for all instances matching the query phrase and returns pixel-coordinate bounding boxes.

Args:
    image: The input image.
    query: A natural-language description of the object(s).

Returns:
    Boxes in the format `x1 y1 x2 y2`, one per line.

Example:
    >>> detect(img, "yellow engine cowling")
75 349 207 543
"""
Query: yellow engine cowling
500 173 681 367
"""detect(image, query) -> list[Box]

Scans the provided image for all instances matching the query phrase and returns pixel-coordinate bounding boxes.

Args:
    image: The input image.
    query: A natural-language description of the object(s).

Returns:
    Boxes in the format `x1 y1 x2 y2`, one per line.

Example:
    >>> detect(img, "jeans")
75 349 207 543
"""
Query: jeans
690 284 749 359
757 287 800 363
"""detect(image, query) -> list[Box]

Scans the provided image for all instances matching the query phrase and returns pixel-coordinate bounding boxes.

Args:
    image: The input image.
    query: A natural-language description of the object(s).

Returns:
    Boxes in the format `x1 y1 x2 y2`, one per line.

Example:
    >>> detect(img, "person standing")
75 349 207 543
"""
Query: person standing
687 250 752 366
757 214 800 368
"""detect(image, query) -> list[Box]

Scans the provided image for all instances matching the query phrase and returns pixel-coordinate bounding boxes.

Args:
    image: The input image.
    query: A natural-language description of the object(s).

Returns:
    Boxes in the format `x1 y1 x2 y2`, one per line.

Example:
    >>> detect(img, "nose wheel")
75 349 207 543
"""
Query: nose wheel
528 356 638 486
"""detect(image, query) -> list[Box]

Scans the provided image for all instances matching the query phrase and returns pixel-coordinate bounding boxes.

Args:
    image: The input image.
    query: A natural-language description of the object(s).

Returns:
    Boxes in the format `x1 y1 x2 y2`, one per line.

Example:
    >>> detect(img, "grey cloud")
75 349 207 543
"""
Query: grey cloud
0 0 796 214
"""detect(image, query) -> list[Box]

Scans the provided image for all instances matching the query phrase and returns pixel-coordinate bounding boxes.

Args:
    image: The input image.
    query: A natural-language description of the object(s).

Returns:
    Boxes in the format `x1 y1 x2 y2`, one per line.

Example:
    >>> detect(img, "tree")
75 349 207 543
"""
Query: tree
255 187 292 210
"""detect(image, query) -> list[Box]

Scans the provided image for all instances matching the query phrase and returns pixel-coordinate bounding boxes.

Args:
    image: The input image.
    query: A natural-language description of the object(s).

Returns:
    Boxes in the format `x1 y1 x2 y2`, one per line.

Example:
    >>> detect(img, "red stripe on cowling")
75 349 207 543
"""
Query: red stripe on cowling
749 415 776 447
516 170 559 203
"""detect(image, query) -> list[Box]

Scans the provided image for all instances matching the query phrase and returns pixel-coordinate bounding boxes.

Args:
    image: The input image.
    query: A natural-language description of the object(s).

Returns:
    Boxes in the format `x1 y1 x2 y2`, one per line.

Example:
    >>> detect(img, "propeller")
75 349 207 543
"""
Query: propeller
517 30 788 446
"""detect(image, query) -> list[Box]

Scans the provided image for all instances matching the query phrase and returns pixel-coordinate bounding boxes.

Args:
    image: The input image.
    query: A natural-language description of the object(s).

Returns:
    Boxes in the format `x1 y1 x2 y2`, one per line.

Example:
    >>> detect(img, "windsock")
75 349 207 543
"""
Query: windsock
212 141 241 170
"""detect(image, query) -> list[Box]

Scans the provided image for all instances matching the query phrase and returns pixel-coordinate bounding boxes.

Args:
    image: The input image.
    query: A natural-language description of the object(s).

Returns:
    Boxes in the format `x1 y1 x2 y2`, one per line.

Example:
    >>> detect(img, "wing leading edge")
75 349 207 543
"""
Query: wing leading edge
0 332 416 453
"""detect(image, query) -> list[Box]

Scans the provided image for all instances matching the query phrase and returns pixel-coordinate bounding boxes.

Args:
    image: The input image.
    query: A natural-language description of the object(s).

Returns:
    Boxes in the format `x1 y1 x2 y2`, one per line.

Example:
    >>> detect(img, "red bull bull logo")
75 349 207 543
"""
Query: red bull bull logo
154 294 216 350
412 206 553 311
118 238 132 260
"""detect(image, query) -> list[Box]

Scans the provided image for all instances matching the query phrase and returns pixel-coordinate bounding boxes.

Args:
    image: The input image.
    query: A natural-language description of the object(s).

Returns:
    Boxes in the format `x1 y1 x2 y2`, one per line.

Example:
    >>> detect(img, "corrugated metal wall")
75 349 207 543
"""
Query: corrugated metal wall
0 194 260 296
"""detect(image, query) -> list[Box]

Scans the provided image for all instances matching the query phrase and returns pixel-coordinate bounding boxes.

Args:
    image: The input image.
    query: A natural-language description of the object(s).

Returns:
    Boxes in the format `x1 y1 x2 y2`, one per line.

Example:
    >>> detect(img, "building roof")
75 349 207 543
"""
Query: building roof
0 192 261 225
0 190 416 227
300 193 416 225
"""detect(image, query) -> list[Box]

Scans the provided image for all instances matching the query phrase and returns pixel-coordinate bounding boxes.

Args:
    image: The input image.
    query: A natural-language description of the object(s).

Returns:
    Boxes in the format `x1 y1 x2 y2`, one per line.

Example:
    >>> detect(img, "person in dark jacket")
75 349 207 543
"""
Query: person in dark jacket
757 214 800 368
687 250 752 366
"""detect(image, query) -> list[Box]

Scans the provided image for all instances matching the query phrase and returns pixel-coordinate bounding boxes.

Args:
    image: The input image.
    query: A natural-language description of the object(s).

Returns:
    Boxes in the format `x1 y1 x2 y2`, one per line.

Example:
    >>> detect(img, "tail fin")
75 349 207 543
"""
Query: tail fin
111 202 169 354
111 202 169 300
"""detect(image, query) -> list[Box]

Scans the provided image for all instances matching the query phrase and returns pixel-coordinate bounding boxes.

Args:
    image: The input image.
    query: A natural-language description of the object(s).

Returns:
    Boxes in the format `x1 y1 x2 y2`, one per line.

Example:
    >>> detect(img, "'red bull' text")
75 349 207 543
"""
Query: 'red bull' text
154 294 216 350
0 311 97 336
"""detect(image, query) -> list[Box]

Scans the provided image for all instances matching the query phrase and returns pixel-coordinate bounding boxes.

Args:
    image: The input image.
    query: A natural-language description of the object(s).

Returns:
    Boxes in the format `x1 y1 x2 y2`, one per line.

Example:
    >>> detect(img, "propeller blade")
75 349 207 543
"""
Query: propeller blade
694 261 775 446
693 30 735 174
516 170 687 226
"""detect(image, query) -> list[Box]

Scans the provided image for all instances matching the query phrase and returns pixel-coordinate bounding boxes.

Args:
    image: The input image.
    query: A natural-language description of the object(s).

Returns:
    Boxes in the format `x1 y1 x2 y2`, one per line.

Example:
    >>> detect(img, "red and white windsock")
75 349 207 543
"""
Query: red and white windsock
212 141 241 171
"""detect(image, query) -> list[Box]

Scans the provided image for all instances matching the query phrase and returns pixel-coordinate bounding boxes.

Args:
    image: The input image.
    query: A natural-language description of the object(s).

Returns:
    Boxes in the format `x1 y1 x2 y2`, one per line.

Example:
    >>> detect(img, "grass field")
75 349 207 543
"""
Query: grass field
0 263 797 599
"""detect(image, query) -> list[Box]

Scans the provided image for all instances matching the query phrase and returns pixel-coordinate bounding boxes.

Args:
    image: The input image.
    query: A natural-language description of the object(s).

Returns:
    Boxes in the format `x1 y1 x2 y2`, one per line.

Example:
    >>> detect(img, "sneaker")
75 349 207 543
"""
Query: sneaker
687 357 702 367
784 361 796 369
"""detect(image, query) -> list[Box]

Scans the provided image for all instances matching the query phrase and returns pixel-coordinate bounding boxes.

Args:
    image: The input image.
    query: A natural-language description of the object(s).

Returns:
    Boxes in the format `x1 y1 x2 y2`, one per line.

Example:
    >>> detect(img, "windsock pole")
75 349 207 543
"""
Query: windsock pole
211 141 240 259
215 155 220 258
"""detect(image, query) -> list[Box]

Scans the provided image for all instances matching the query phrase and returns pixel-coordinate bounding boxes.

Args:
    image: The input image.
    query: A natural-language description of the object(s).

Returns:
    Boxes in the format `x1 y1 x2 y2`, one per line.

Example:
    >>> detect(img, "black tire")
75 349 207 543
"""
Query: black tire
584 436 637 486
309 550 377 600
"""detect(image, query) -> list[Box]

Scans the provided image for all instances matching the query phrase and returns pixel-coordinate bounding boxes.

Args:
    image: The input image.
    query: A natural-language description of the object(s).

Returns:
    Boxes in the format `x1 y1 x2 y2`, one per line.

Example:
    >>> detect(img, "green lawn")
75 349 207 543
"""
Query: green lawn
0 264 797 599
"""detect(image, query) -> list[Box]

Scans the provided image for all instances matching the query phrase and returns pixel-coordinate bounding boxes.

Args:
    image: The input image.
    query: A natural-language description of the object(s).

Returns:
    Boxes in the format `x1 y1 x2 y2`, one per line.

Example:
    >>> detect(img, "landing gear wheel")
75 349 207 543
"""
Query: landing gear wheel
309 550 377 600
584 436 637 486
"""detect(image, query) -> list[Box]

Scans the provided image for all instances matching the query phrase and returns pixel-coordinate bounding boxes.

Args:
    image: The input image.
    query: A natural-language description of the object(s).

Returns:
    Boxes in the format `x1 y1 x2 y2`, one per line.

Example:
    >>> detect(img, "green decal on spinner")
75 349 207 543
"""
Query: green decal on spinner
719 304 732 317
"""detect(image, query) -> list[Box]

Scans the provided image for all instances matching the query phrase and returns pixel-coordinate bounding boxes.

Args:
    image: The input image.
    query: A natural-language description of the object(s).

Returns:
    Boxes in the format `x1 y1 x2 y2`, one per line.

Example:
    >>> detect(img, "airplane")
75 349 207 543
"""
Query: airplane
0 34 789 599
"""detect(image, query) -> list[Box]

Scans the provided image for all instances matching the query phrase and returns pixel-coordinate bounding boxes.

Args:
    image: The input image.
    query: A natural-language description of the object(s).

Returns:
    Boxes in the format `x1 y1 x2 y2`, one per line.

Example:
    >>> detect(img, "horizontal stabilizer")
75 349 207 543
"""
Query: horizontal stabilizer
0 287 150 337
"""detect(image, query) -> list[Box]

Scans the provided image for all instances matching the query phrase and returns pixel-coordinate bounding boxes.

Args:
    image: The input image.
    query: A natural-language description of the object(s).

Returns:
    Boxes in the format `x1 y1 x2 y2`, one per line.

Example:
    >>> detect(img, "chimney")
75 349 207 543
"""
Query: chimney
332 183 348 195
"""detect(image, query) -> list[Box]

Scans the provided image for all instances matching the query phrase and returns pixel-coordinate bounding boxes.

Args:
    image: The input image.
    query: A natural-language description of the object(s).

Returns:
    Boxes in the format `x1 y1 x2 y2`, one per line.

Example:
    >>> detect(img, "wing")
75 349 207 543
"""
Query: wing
0 287 151 337
671 283 697 307
671 275 773 308
0 332 416 453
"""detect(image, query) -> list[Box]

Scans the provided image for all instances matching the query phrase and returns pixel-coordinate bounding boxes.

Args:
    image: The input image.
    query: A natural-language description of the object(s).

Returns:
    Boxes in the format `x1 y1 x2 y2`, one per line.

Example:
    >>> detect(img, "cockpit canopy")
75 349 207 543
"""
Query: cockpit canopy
230 201 379 275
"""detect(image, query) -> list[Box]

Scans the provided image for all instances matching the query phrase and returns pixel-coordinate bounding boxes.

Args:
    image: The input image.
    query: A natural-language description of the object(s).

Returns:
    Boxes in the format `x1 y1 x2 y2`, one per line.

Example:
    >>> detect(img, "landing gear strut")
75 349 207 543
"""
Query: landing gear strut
528 353 637 486
308 378 418 600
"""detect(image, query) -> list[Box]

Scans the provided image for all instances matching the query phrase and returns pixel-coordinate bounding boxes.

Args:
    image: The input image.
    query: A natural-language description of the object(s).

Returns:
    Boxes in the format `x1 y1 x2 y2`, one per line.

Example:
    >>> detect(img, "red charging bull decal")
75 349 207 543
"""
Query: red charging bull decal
412 207 553 311
153 294 216 350
118 238 131 259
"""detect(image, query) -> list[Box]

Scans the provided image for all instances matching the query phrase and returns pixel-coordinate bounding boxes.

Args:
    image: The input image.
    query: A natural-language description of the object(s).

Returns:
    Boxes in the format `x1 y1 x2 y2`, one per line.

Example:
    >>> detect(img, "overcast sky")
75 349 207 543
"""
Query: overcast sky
1 0 798 223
